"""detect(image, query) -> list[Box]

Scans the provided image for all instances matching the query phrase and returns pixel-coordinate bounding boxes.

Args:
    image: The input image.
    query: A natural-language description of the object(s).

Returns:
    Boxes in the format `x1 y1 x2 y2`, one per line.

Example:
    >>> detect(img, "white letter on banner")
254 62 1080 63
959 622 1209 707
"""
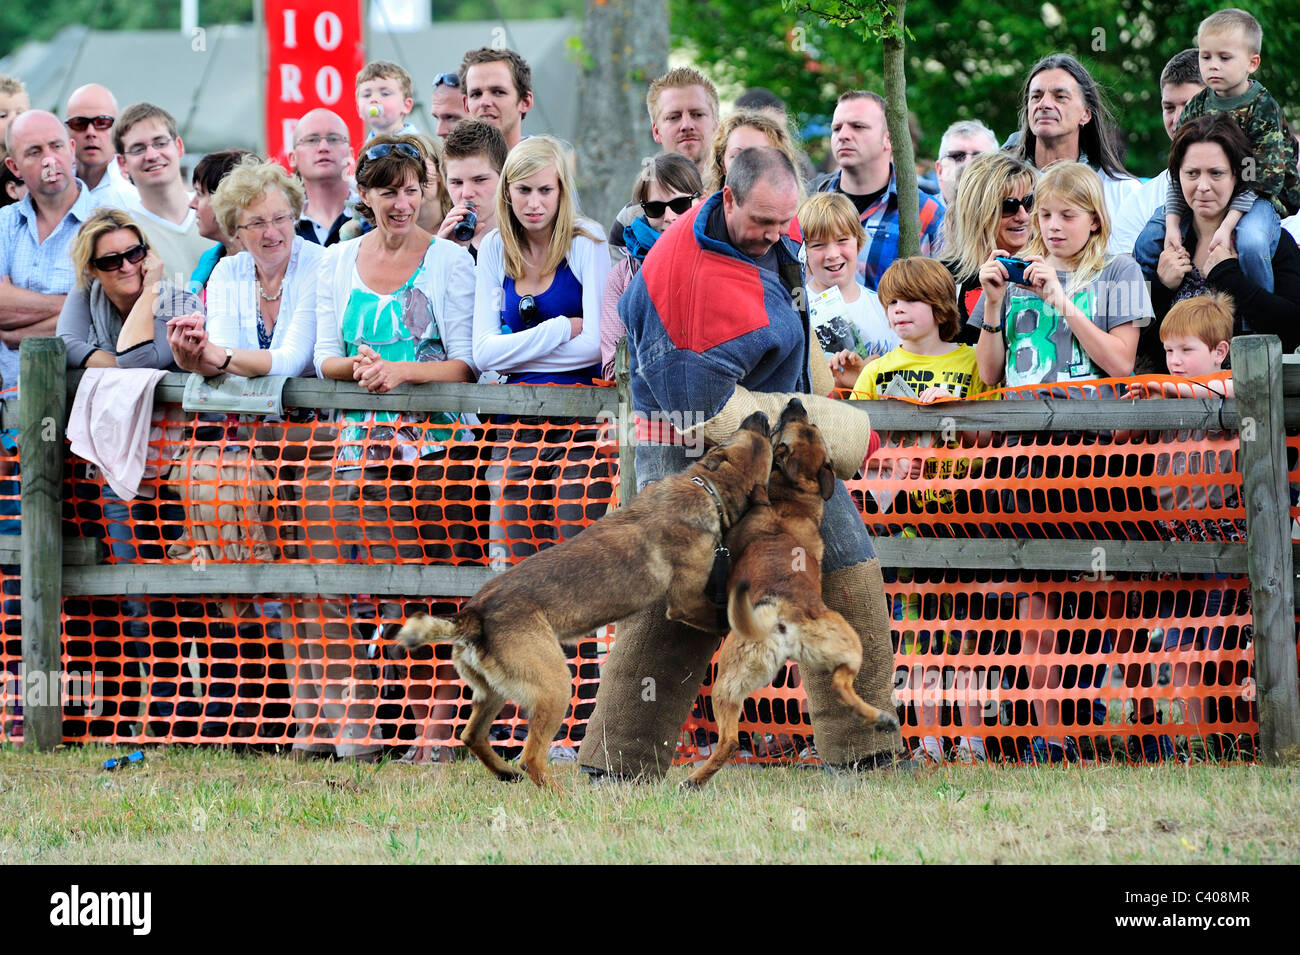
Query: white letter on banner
280 63 303 102
281 119 298 156
283 8 298 48
315 11 343 50
316 66 342 105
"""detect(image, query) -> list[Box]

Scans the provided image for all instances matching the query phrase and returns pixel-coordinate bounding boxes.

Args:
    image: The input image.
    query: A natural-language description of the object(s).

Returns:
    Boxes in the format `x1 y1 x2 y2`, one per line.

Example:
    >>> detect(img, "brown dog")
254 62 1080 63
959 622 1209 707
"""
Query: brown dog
394 412 774 790
683 399 899 788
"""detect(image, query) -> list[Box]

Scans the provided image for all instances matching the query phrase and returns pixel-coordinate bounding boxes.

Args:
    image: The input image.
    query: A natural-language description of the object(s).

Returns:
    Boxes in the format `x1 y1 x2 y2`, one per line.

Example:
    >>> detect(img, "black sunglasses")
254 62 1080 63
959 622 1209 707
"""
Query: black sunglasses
363 142 423 163
433 72 461 89
518 294 538 322
640 193 699 219
1001 193 1034 216
66 114 115 132
943 150 984 164
91 243 148 272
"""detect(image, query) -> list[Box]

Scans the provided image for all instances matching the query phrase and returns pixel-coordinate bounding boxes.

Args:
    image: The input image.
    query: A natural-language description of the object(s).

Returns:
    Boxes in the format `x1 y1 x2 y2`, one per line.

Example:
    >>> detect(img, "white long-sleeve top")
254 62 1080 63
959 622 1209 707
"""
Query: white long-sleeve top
313 234 477 379
472 221 609 377
205 235 323 376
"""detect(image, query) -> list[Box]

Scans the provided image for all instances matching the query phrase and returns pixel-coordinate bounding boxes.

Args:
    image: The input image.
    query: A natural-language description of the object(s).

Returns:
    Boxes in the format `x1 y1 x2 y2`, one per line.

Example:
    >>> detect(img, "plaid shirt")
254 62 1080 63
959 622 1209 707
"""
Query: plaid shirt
811 165 945 291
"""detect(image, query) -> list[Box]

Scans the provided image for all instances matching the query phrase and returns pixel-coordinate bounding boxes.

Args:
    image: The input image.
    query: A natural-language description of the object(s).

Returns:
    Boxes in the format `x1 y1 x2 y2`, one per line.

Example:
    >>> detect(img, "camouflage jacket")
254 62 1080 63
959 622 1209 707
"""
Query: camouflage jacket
1169 81 1300 219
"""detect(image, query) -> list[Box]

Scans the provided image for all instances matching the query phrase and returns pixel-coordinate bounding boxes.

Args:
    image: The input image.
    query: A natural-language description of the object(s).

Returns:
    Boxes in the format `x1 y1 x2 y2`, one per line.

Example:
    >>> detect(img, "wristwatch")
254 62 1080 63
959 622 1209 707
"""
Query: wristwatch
216 347 233 371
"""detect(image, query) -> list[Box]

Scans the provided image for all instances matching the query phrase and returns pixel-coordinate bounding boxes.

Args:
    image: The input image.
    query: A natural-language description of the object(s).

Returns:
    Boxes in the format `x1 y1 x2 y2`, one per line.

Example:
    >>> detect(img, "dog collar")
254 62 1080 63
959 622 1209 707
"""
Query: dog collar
692 474 732 631
691 474 729 532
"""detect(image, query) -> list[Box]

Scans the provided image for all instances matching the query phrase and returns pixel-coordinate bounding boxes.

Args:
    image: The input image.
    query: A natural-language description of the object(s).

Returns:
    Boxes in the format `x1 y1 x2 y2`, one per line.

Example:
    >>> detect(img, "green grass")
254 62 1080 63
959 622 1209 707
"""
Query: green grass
1 746 1296 864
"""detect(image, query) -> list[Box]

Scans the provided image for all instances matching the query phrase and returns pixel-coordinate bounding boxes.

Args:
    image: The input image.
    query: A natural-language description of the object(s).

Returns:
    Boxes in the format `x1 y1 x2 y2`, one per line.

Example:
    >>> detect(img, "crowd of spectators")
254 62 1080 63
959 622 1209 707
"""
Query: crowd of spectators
1 8 1292 764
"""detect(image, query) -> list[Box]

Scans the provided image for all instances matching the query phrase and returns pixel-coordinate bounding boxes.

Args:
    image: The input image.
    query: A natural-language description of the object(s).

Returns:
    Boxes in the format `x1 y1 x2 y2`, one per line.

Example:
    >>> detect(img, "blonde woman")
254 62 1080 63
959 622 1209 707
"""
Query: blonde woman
704 108 807 197
473 135 610 565
937 151 1038 340
972 162 1151 387
58 206 199 369
167 155 322 378
472 135 608 384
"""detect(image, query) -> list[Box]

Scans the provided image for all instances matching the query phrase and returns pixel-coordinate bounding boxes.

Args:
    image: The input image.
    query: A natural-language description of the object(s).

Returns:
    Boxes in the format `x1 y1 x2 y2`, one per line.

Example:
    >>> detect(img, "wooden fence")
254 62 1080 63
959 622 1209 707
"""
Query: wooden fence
4 334 1298 763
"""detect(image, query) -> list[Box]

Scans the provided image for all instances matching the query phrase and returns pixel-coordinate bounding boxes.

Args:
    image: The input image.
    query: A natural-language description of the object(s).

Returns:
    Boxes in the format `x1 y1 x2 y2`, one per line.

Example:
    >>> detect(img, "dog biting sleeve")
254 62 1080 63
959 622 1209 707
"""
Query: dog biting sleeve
683 386 874 480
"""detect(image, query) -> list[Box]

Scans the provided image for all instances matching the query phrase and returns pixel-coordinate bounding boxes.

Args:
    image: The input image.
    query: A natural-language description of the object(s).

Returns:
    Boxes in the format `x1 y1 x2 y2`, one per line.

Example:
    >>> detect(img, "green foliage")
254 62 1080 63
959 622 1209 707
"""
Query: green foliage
0 0 586 61
671 0 1300 177
0 0 255 58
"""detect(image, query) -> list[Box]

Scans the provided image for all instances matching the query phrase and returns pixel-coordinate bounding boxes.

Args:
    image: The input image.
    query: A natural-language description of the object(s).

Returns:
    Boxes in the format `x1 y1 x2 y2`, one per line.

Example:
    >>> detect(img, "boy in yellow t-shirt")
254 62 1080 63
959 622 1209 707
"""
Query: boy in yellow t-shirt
834 256 988 401
834 257 989 762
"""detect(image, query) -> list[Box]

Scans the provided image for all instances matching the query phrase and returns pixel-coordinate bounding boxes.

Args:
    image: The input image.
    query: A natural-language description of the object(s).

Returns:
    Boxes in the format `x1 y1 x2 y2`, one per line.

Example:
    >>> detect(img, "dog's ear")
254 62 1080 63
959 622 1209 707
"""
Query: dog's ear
818 461 836 500
701 451 723 471
750 482 770 506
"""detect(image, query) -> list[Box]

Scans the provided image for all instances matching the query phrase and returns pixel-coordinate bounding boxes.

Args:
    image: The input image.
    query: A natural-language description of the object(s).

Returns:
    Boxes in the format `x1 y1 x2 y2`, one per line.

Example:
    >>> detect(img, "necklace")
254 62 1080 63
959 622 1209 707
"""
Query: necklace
257 279 283 301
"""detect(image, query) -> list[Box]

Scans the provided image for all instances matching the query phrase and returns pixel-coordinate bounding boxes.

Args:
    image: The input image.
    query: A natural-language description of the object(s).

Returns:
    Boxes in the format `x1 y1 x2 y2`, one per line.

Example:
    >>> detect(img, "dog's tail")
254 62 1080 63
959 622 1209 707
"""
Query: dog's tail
727 580 775 641
394 611 482 649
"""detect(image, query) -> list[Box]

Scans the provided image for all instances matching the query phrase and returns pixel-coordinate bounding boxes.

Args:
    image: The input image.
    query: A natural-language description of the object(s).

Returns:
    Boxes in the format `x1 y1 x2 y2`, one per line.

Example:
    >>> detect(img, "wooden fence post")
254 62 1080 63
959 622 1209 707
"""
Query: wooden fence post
1232 335 1300 764
615 336 636 505
19 338 67 751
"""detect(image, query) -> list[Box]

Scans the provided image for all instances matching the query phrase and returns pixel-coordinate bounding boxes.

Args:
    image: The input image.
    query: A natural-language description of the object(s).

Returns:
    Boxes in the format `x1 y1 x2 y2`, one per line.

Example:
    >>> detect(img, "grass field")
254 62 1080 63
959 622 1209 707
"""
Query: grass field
1 746 1296 864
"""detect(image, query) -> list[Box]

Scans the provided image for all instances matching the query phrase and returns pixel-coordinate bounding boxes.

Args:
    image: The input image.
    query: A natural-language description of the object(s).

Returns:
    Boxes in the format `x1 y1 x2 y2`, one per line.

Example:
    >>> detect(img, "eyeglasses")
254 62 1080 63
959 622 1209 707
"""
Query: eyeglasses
296 134 348 148
235 213 295 235
518 294 538 323
363 142 422 163
943 150 984 164
433 72 461 89
91 243 148 272
1000 193 1035 216
640 193 699 218
66 115 115 132
124 136 174 157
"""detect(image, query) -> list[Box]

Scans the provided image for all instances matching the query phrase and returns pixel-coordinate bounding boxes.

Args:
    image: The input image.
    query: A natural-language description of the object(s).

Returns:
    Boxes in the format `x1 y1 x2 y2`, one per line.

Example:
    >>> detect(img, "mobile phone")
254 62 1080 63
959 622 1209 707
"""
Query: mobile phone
996 256 1031 286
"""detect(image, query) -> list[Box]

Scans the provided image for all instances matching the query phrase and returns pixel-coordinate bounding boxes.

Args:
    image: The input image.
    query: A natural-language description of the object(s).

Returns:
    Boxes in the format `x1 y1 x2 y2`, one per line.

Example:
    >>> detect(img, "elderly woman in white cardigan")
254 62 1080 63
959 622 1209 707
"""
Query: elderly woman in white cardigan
166 156 322 376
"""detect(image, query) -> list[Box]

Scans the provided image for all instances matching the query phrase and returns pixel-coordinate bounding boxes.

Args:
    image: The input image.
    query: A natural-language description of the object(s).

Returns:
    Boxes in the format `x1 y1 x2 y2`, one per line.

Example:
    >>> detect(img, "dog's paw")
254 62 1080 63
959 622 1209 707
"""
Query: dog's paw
678 776 704 791
495 767 526 784
875 712 901 733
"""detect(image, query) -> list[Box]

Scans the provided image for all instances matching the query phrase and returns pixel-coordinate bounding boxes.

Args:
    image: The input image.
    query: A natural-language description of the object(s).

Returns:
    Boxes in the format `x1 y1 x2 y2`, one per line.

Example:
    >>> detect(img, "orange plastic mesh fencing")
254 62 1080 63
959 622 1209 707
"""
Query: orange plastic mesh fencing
61 405 616 567
673 573 1259 765
36 592 607 754
0 380 1291 765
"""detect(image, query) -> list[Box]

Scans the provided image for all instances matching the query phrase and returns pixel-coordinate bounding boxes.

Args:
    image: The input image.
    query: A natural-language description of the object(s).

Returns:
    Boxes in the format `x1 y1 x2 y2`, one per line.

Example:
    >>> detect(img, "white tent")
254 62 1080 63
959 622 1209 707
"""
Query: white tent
1 19 580 157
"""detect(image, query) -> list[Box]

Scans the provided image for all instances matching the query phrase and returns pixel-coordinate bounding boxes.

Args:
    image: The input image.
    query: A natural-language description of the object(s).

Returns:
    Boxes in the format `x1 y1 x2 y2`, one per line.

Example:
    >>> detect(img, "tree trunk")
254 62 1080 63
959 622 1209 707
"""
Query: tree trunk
882 0 919 258
574 0 669 231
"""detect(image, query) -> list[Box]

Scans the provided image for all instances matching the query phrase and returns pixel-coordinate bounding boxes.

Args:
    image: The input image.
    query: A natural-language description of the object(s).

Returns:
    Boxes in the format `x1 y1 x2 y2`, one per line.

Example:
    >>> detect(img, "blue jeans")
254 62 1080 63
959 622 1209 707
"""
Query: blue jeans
1134 200 1280 298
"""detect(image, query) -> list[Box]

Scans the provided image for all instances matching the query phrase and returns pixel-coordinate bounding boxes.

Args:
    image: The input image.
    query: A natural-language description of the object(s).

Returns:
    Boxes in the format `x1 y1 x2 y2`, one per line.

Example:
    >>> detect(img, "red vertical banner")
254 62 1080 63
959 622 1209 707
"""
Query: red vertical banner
264 0 365 168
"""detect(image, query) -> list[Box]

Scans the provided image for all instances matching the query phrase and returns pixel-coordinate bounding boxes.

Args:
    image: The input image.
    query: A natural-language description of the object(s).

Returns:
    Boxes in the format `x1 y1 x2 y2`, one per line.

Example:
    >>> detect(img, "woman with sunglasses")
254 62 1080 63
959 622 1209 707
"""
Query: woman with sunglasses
166 156 322 378
599 152 703 378
315 134 475 393
306 135 476 760
937 151 1039 345
58 206 199 369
